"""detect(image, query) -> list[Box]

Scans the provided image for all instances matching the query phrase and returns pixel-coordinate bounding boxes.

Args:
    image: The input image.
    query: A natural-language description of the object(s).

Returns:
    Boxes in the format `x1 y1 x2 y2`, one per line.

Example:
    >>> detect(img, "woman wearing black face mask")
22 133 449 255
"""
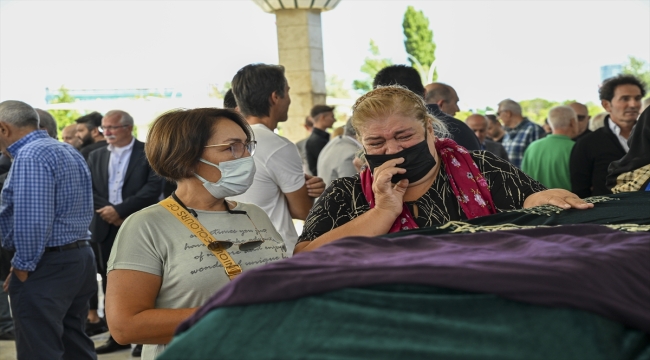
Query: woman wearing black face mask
294 86 593 254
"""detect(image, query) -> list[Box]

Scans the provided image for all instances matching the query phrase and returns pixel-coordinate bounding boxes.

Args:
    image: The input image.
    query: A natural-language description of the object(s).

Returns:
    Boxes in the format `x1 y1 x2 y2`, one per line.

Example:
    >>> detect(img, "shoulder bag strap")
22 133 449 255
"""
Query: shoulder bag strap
159 197 242 280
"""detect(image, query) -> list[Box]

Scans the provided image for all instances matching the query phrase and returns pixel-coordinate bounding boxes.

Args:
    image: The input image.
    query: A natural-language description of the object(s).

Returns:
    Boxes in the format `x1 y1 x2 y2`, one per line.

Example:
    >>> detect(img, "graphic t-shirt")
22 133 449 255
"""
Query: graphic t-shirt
107 201 287 359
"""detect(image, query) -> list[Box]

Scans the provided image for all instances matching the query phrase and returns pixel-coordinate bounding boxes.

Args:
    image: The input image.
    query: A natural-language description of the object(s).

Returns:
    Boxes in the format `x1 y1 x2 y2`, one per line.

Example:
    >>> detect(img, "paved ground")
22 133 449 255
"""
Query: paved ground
0 331 136 360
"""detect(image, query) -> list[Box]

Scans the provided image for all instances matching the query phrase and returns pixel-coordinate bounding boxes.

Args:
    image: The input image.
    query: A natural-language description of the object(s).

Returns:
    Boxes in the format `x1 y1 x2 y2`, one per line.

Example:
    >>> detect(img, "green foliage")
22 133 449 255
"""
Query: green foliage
352 39 393 94
49 86 82 134
455 110 472 122
586 101 606 117
208 81 232 99
326 74 352 99
402 6 437 83
517 98 606 125
622 56 650 89
518 98 557 124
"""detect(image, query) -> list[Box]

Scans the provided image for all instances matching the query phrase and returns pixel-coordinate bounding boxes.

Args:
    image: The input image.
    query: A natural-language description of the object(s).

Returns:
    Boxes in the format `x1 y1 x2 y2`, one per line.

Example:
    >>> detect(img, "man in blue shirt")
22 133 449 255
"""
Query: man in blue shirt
497 99 546 168
0 100 97 359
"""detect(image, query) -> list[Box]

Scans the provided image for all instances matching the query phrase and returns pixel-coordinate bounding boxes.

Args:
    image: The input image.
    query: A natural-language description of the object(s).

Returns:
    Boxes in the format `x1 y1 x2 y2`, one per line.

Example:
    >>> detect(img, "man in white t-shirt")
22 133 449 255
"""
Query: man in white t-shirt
231 64 325 254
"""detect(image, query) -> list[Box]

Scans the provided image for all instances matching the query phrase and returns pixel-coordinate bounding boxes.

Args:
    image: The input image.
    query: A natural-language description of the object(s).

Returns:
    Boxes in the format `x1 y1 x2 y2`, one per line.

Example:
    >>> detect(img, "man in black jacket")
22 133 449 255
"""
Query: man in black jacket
305 105 335 176
372 65 481 151
570 75 645 198
87 110 163 355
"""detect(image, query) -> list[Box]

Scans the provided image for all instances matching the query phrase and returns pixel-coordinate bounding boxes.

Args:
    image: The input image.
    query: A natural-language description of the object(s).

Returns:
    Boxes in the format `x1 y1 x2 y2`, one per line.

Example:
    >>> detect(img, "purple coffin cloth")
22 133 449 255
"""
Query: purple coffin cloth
178 225 650 333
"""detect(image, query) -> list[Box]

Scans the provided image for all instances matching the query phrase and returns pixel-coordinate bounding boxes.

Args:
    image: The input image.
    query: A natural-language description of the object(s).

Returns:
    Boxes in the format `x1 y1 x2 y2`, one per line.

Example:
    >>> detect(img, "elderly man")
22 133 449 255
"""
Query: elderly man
465 114 509 161
231 64 325 255
569 102 591 141
62 124 83 149
570 75 645 197
88 110 163 355
521 106 579 190
497 99 546 168
0 100 97 359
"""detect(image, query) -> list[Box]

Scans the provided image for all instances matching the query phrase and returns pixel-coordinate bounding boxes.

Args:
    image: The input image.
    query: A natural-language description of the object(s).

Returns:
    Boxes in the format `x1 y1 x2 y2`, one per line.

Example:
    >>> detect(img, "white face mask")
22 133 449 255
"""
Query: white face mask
194 156 256 199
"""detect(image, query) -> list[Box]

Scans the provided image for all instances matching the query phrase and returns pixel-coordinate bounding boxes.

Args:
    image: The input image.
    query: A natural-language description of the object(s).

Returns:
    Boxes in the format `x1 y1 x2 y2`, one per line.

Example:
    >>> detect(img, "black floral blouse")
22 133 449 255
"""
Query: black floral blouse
298 151 546 242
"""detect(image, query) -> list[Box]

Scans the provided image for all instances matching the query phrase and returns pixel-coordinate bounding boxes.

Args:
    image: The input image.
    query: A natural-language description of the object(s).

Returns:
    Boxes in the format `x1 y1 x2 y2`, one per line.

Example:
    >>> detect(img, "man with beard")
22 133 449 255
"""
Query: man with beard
75 112 106 160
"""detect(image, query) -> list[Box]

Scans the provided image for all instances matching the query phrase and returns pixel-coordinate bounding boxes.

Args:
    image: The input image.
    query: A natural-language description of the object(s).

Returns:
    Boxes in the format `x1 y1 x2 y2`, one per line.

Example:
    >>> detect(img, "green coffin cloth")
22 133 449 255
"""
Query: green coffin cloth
159 285 650 360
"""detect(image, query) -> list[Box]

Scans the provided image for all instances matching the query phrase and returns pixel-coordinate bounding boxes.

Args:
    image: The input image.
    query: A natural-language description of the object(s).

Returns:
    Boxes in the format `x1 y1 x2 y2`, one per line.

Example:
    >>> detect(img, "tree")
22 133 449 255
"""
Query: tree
352 39 393 94
402 6 437 83
518 98 605 125
208 81 232 99
49 86 82 134
326 74 352 99
622 56 650 88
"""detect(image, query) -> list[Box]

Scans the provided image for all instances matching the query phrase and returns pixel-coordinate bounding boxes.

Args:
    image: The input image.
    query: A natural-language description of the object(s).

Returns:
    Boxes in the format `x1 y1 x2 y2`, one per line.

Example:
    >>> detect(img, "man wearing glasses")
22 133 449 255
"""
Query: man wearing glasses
497 99 546 168
87 110 163 356
569 102 591 141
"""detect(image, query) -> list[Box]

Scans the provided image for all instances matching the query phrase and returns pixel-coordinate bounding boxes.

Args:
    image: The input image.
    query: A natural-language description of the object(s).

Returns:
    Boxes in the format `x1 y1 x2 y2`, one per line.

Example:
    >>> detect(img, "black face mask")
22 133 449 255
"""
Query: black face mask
364 138 436 184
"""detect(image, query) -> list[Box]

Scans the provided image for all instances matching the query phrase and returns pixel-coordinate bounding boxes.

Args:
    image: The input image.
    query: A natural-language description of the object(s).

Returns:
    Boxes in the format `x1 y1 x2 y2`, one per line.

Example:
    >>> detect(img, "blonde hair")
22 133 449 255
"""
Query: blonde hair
351 85 448 139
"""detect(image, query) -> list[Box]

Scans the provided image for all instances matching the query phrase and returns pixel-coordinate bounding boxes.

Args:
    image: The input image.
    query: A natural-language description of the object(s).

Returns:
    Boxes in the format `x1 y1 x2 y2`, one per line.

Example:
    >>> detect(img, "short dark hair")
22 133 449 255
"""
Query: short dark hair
304 116 314 128
231 64 286 118
372 65 425 98
599 74 646 102
424 83 453 104
223 89 237 109
75 112 103 130
145 108 253 181
310 105 335 119
485 114 498 123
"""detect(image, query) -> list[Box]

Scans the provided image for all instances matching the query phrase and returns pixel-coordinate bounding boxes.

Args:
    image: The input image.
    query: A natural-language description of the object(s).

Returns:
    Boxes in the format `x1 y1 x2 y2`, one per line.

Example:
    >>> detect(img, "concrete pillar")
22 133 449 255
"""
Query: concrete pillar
275 9 327 143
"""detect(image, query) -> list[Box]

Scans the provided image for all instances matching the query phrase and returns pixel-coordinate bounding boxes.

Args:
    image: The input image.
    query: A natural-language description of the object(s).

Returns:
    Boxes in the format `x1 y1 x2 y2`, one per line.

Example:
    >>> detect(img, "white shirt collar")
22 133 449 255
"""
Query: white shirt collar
608 117 630 152
107 137 135 153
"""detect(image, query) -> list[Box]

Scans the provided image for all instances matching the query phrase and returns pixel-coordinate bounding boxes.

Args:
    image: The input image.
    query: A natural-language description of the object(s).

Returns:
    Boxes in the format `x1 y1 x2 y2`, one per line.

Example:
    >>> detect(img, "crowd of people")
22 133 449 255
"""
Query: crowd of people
0 63 648 359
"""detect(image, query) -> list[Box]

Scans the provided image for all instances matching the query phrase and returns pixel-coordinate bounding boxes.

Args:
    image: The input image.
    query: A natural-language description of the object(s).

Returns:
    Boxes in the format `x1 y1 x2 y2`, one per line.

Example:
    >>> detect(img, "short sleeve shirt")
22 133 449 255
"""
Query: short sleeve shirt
230 124 305 253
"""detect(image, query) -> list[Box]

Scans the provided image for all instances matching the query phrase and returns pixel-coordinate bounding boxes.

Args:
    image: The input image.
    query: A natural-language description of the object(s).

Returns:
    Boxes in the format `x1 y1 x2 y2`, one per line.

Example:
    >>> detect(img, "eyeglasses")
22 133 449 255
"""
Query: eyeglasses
99 125 129 132
204 141 257 158
577 115 588 121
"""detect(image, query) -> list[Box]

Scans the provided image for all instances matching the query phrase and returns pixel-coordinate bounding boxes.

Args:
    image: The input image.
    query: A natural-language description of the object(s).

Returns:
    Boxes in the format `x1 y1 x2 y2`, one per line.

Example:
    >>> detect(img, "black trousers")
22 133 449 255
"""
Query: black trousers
9 246 98 360
88 240 113 311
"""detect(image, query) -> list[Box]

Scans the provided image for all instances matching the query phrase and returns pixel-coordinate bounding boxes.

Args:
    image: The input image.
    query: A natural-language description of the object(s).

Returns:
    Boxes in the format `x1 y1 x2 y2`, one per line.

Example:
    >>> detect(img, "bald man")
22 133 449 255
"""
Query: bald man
424 82 459 117
465 114 509 161
521 106 578 190
569 102 591 141
62 124 82 149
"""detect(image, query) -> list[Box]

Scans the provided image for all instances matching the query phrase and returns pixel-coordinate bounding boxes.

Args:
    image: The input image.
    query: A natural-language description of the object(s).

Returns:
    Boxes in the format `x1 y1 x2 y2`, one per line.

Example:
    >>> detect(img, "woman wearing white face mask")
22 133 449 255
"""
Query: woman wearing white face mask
104 108 287 360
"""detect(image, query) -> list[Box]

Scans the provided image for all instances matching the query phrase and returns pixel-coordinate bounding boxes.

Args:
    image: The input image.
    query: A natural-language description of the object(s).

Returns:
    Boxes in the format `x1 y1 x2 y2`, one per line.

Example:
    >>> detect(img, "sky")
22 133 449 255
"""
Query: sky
1 0 649 111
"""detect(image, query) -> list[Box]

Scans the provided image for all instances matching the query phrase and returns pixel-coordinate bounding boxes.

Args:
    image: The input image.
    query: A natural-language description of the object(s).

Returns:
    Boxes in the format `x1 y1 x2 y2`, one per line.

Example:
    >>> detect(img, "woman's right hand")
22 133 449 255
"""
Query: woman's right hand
372 158 409 217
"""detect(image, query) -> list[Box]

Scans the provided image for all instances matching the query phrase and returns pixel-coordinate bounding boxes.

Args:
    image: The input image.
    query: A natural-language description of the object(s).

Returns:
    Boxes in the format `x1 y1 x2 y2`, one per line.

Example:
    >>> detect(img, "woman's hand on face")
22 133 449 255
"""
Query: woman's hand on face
523 189 594 210
372 158 409 217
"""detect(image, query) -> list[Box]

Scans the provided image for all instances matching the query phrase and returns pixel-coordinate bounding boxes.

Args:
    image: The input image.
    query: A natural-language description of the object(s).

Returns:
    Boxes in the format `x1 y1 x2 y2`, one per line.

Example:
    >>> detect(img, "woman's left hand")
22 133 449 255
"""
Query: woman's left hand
523 189 594 210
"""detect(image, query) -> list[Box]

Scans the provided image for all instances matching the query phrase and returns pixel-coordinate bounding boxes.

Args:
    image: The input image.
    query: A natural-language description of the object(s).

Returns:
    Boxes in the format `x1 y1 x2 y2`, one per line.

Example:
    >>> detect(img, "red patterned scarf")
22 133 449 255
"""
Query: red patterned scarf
360 138 496 233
